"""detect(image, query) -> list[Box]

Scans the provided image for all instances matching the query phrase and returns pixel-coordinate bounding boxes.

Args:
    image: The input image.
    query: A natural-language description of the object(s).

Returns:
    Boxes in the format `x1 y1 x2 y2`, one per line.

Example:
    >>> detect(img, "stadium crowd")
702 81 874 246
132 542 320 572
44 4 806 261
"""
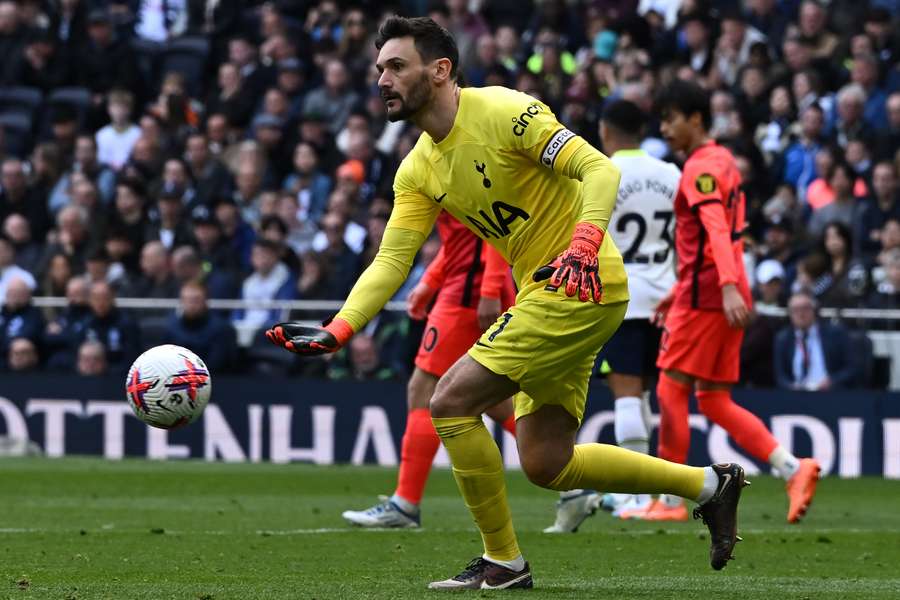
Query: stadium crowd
0 0 898 386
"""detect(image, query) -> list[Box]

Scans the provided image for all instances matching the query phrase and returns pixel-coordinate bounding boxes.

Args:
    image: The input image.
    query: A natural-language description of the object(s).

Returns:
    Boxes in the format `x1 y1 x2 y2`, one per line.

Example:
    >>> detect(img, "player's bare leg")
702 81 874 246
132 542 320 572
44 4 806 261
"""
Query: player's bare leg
652 368 820 523
343 367 515 529
428 356 748 588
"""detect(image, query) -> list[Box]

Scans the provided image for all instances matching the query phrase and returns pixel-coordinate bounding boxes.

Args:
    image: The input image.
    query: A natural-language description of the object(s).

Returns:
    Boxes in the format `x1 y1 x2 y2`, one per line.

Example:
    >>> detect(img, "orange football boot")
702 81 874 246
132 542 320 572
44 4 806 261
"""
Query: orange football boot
640 498 689 521
786 458 821 523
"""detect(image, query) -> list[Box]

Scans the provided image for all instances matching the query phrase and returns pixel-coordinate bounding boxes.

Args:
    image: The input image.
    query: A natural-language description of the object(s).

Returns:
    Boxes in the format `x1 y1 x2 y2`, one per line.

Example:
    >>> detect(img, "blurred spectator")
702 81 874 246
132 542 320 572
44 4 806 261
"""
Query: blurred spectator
796 0 839 60
828 83 874 149
302 58 359 134
206 61 256 129
171 244 236 300
311 211 361 297
741 258 789 387
755 259 787 309
854 161 900 259
126 241 179 299
781 104 825 201
259 215 301 274
227 34 274 100
214 199 256 270
819 221 868 308
774 292 859 390
185 132 233 208
68 178 109 245
45 275 89 369
850 53 888 130
3 214 41 273
313 190 366 254
38 204 92 276
110 179 150 250
233 161 265 227
134 0 188 42
76 8 140 101
27 142 63 203
7 336 39 372
145 183 195 250
808 160 861 238
40 251 72 297
874 92 900 162
233 238 295 331
0 235 36 299
190 205 243 288
156 158 197 209
76 339 107 376
0 158 51 243
283 141 332 224
84 246 128 292
868 247 900 313
95 90 141 172
0 1 26 86
327 330 402 381
78 280 140 369
165 281 237 373
0 277 44 369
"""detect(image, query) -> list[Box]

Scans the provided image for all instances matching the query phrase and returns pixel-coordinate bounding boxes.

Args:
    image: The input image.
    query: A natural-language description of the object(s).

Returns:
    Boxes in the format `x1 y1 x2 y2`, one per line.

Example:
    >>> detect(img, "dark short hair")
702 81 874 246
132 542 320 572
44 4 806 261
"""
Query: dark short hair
375 16 459 80
655 78 712 130
601 100 646 138
253 238 281 253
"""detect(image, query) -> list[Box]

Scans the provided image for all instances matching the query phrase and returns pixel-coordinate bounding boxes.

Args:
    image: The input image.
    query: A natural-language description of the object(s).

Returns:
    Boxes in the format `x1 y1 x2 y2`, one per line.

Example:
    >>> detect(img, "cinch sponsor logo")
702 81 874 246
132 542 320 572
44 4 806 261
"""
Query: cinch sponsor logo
511 102 543 136
541 128 575 168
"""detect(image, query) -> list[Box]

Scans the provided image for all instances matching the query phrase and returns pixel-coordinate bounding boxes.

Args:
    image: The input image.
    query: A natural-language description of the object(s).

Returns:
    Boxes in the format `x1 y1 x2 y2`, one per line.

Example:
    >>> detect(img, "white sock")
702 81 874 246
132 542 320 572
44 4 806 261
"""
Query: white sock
640 391 653 434
659 493 685 508
695 466 719 504
390 494 419 514
768 445 800 479
559 489 586 500
615 396 649 454
484 554 526 572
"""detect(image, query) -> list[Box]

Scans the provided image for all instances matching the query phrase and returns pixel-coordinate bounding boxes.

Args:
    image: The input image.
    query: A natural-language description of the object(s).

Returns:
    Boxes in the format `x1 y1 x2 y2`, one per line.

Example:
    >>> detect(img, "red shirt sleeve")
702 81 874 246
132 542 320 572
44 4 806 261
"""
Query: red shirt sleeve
480 243 509 299
696 201 740 287
420 245 447 290
682 161 723 208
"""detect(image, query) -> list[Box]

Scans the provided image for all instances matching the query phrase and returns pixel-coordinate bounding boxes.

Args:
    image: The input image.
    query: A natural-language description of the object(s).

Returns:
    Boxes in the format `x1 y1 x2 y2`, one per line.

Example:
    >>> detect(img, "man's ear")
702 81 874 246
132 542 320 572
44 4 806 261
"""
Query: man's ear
432 57 453 84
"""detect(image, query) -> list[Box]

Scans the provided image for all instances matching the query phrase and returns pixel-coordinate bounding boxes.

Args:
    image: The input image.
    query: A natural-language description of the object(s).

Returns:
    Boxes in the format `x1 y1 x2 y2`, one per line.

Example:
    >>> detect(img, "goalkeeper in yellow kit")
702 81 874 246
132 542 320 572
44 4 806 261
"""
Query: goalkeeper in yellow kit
267 16 748 590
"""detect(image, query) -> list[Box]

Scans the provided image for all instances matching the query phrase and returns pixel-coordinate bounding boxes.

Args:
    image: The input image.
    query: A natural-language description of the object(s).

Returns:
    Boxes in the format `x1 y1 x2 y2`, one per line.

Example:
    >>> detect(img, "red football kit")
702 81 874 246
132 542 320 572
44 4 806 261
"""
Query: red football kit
656 141 752 383
415 211 516 377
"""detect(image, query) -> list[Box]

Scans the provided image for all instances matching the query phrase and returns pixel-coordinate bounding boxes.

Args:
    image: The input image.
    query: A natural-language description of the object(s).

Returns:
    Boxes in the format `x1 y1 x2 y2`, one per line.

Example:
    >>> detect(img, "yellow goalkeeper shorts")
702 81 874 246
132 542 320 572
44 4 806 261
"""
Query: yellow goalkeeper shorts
468 286 627 424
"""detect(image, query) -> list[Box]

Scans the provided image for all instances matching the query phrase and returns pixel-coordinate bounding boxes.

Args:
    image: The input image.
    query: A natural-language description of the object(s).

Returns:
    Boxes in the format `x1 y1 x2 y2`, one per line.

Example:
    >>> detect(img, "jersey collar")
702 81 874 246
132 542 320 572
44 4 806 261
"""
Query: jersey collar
611 148 647 158
688 139 716 158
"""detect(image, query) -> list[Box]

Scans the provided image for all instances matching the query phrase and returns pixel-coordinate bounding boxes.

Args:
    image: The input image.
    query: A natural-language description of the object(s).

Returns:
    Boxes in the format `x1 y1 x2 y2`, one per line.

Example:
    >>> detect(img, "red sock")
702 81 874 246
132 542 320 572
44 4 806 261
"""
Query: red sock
696 389 779 463
394 408 441 505
500 414 517 436
656 372 691 464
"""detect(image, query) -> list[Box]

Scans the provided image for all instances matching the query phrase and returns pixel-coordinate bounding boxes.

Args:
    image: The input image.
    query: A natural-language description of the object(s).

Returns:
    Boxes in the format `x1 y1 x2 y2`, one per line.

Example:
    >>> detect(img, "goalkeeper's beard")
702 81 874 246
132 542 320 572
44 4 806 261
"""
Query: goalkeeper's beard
384 73 433 122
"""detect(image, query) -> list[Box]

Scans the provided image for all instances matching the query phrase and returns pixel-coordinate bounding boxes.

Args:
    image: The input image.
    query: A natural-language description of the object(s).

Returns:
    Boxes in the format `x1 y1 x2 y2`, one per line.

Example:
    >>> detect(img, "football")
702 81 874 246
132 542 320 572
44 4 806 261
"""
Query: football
125 344 212 429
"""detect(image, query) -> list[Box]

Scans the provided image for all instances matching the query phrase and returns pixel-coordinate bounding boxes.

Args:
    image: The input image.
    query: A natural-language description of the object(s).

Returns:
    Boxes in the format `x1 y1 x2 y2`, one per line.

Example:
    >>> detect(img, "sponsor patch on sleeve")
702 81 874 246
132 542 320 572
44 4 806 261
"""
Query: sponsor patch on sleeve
694 173 717 194
540 128 575 168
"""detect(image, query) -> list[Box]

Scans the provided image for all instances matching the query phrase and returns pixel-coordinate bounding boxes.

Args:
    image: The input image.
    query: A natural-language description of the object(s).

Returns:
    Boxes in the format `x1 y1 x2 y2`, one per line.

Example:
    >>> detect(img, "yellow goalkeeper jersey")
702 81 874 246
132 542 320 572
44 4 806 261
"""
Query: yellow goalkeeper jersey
336 86 628 332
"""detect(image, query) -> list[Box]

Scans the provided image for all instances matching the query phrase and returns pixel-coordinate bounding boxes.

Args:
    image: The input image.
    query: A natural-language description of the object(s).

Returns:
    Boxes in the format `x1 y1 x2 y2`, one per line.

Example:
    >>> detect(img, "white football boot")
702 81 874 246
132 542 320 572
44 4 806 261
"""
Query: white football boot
542 489 602 533
342 497 420 528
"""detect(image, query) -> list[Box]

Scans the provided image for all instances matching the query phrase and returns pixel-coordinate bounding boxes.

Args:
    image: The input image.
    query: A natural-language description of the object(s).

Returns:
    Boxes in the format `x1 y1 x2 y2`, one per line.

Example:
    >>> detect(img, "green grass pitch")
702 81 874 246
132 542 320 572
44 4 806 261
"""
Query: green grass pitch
2 458 899 599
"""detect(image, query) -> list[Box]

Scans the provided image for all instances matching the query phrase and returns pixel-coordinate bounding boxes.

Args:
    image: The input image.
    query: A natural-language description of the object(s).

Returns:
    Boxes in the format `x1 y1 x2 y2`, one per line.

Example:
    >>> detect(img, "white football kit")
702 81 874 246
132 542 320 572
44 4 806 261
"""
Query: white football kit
608 149 681 320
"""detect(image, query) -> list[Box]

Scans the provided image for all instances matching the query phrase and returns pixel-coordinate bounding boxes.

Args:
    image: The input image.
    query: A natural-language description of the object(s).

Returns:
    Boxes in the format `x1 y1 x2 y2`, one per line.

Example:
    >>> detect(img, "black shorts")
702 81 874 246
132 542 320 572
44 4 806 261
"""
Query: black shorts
596 318 662 377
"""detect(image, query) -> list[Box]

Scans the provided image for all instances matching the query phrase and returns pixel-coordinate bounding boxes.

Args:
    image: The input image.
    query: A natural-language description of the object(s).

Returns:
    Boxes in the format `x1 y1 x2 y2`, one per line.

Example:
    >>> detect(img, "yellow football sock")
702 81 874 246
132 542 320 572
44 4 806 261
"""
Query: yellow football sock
547 443 705 500
432 416 520 562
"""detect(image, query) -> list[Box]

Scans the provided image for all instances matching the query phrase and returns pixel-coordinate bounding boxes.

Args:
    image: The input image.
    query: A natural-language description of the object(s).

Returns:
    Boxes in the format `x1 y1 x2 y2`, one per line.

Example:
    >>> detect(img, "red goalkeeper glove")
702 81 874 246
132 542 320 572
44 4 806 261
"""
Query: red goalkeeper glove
532 222 605 303
265 318 354 356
